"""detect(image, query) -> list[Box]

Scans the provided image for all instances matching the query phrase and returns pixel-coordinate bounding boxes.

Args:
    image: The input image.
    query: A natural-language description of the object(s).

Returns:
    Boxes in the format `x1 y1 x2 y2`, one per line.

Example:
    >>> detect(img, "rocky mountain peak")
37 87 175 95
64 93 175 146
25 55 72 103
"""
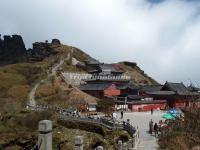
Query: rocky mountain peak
0 34 27 65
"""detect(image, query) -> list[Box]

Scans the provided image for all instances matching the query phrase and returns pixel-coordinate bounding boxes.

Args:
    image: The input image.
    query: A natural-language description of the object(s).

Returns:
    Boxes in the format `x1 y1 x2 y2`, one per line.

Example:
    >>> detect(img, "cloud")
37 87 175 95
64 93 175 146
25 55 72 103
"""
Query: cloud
0 0 200 86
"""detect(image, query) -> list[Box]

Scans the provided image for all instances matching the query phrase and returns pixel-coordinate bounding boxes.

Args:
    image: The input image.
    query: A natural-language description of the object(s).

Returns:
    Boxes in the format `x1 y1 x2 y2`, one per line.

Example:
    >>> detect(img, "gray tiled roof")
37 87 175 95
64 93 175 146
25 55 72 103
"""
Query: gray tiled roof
116 83 139 90
188 85 200 92
99 64 123 73
80 83 112 91
162 82 190 94
146 91 175 95
80 82 138 91
140 85 163 92
162 82 199 96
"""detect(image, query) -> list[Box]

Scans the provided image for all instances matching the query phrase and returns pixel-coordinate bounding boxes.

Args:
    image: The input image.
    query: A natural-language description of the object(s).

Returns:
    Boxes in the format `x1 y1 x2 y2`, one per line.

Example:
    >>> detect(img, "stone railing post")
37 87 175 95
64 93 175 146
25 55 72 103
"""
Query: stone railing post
38 120 52 150
128 139 133 150
118 140 123 150
122 143 127 150
96 146 104 150
74 136 83 150
136 127 139 145
130 128 140 150
132 132 136 150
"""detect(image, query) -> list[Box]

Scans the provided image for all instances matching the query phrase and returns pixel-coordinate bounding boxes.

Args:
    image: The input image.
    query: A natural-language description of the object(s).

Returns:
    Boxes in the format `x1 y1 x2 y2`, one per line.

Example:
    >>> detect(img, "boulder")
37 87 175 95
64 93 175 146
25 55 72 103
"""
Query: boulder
51 39 61 45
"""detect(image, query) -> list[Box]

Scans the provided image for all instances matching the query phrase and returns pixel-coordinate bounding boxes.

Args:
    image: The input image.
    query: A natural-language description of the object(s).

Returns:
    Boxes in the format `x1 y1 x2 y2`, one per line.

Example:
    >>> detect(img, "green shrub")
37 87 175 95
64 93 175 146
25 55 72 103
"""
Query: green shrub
58 120 106 137
96 99 115 114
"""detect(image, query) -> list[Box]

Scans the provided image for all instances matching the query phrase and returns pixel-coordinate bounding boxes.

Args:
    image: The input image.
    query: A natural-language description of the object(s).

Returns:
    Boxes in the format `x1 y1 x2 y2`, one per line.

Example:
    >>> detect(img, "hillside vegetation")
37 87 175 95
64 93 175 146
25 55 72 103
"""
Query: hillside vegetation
117 62 158 85
0 42 99 149
159 109 200 150
0 63 45 114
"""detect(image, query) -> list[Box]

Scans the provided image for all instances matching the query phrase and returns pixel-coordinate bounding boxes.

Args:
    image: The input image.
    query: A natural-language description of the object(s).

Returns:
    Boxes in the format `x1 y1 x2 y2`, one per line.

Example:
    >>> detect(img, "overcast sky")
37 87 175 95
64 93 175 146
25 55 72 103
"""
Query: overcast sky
1 0 200 86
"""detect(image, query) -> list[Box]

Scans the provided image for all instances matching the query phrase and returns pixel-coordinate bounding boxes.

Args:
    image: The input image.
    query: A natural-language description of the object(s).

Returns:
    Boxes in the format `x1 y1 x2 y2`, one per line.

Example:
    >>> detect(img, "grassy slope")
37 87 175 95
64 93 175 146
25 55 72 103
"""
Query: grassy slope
0 63 45 114
0 50 65 149
116 62 159 85
35 75 98 109
0 44 100 149
35 45 97 108
0 63 48 149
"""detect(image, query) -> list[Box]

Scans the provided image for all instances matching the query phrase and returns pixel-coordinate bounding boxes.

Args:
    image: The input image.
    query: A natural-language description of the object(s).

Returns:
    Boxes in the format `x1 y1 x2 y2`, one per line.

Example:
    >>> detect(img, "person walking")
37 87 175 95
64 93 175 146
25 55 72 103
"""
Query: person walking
151 108 154 115
149 119 153 134
121 111 123 119
154 123 159 137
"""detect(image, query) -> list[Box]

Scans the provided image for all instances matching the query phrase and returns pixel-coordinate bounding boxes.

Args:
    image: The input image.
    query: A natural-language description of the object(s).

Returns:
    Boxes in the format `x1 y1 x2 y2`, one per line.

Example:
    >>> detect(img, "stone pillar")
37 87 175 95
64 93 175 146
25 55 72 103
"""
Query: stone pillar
132 133 136 150
122 143 127 150
96 146 104 150
118 140 123 150
128 139 133 150
136 128 139 145
74 136 83 150
38 120 52 150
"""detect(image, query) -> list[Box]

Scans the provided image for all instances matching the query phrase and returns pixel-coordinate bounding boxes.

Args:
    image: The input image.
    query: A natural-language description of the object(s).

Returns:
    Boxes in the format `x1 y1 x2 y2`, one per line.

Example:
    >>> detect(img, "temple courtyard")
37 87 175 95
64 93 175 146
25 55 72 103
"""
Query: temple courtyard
117 110 165 150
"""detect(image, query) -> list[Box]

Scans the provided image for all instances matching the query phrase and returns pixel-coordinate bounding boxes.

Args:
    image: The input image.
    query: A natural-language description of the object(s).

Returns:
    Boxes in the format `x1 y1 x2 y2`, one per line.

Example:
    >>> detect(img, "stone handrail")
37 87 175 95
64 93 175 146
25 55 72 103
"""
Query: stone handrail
27 104 136 135
123 121 136 137
59 115 123 130
28 104 139 149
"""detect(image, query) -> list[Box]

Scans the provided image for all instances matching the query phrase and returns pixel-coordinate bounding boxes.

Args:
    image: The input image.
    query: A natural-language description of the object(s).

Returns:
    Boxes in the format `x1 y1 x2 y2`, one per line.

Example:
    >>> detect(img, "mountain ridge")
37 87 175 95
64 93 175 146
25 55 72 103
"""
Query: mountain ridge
0 34 158 85
0 34 159 149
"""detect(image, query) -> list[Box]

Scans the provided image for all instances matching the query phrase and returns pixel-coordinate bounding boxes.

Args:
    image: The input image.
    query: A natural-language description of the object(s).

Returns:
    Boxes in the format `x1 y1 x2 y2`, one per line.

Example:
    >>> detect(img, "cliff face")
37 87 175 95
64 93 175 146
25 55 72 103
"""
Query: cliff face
0 35 27 65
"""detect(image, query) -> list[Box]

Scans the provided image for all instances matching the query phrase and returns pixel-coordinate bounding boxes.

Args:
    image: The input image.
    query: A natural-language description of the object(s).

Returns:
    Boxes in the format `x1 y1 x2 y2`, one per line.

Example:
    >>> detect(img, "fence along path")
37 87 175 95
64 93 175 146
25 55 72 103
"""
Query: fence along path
27 104 140 149
27 104 136 137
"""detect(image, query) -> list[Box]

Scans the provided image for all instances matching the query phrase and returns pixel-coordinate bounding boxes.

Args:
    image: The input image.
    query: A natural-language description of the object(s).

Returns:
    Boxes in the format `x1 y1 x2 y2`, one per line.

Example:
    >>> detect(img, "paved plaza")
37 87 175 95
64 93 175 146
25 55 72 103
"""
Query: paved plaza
117 110 165 150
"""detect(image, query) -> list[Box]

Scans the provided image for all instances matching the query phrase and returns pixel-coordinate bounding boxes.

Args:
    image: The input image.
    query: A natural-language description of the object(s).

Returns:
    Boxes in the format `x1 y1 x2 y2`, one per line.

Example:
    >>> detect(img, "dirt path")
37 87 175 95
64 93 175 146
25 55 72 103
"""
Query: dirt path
29 82 40 106
28 53 71 106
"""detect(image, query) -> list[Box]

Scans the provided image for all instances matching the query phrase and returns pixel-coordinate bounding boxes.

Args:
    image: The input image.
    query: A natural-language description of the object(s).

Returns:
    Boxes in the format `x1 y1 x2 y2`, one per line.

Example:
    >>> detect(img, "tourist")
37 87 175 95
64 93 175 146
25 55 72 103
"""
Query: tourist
151 108 154 115
96 113 100 120
159 120 164 129
121 111 124 119
154 123 159 137
149 119 153 134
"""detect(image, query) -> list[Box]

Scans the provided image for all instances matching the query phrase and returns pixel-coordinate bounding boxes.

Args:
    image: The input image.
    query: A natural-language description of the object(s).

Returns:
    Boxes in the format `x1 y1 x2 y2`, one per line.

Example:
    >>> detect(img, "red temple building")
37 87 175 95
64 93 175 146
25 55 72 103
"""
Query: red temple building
79 59 200 111
146 82 199 109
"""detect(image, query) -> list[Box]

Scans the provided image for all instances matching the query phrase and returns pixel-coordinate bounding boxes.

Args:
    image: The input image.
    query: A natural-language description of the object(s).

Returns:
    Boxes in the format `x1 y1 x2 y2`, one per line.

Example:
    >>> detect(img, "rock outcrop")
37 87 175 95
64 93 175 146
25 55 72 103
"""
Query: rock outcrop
0 35 27 65
51 39 61 45
28 39 61 61
0 34 62 64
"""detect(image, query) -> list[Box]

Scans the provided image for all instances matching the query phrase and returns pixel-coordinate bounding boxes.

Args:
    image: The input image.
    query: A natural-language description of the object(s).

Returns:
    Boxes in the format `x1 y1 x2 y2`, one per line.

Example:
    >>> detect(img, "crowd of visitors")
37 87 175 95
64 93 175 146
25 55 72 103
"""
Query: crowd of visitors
149 119 166 137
